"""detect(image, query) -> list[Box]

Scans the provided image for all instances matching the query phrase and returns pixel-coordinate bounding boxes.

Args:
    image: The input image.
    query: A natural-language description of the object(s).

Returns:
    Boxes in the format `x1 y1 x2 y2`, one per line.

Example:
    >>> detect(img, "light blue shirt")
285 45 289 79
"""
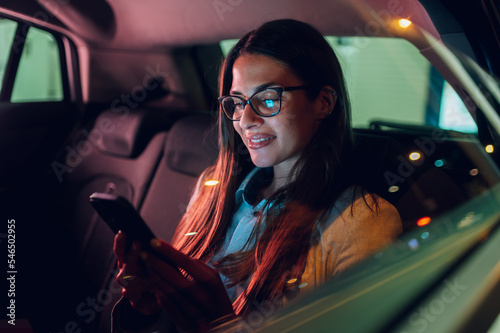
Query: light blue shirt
212 167 273 300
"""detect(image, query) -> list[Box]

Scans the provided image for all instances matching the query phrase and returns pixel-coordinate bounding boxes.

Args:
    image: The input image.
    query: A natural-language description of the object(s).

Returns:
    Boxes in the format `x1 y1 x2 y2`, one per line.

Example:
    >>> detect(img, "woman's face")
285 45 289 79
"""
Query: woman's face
230 54 327 175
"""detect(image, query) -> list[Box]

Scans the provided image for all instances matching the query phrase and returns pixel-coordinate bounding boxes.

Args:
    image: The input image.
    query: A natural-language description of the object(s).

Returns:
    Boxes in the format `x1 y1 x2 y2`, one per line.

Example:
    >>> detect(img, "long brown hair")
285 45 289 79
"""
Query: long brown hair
172 19 354 315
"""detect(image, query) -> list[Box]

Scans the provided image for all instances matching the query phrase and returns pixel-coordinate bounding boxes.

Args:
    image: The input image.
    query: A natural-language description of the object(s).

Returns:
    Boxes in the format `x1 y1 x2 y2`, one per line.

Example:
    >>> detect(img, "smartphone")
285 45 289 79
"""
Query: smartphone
89 192 179 273
89 192 156 253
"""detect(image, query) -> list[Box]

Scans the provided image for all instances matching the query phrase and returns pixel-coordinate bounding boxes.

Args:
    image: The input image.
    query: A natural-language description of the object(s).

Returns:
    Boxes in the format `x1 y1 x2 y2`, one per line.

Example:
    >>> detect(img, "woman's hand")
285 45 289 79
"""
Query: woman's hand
143 239 237 332
114 231 162 315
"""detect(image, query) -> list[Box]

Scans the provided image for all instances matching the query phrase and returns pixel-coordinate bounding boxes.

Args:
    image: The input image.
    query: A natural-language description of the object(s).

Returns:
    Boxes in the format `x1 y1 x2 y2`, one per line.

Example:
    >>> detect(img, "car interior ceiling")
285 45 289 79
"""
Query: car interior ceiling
1 0 499 332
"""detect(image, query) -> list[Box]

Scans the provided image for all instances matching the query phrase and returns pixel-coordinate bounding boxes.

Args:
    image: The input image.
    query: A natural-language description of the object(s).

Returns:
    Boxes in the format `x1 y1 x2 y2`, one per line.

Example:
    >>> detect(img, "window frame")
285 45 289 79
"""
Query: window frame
0 16 71 103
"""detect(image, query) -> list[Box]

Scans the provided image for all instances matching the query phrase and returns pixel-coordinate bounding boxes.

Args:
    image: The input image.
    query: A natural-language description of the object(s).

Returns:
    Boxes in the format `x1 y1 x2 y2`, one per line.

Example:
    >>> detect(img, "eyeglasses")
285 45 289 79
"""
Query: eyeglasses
218 85 310 121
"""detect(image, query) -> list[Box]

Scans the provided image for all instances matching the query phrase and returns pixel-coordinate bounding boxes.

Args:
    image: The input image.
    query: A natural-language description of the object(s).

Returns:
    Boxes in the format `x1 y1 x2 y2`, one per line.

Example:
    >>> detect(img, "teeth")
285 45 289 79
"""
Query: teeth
251 137 275 143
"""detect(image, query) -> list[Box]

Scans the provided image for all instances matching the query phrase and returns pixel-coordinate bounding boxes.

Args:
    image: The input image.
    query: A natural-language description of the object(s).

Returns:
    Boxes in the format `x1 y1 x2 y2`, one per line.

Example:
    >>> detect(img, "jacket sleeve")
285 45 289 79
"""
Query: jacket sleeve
300 190 402 290
325 193 402 279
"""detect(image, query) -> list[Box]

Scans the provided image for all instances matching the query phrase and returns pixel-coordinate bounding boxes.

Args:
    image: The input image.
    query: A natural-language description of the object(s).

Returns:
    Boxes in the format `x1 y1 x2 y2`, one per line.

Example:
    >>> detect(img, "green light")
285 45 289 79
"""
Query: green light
434 159 444 167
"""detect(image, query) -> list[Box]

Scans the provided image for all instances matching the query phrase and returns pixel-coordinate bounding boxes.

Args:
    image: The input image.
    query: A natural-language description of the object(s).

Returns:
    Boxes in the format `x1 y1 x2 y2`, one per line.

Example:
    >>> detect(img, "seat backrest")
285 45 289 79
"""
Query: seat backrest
139 113 219 241
35 107 172 333
352 131 408 204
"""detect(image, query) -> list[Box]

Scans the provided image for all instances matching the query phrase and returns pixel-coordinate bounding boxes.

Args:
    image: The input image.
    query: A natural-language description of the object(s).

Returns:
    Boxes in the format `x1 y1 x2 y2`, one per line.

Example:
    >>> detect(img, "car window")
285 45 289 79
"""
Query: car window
11 25 63 102
220 37 478 134
327 36 478 133
0 18 17 92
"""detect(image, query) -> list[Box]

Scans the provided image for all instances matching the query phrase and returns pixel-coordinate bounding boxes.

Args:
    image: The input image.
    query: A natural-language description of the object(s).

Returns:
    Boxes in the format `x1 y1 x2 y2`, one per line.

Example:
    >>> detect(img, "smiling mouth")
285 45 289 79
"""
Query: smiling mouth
247 135 276 149
250 137 276 143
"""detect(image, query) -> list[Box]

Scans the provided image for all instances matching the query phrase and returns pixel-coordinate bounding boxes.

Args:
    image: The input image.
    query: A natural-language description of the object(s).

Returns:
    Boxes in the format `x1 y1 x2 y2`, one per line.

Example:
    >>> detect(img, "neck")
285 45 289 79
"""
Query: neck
261 163 296 199
272 159 297 181
264 177 286 198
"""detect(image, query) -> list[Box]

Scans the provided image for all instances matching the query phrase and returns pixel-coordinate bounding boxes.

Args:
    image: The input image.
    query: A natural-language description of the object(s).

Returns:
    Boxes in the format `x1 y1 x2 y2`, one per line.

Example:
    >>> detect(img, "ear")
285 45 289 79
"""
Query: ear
315 85 337 119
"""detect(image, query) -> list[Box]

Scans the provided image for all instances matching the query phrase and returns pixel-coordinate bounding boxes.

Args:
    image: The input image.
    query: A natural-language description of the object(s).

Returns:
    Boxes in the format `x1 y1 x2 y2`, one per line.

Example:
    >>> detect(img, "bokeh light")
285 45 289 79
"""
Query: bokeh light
417 216 431 227
398 19 412 28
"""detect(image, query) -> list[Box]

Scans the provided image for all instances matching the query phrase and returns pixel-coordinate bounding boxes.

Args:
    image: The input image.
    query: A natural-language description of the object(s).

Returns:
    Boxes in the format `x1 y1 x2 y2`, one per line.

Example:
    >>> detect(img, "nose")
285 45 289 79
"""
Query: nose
239 103 263 130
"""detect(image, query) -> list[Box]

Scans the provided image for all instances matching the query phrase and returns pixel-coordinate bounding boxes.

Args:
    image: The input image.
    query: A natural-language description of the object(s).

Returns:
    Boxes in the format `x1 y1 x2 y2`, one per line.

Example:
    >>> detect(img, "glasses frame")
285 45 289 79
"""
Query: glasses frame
219 85 310 121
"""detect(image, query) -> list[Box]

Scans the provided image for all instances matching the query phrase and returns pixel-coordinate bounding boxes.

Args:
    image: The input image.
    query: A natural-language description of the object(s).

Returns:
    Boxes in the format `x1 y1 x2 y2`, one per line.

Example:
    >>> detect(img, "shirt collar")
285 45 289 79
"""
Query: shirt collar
236 167 274 207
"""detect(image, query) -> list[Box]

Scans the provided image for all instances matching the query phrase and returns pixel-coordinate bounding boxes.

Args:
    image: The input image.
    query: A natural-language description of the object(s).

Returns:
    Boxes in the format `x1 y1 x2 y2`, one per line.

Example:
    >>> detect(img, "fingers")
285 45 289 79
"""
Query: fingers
125 241 142 277
143 250 234 319
147 239 234 311
116 241 142 287
113 234 163 317
113 231 126 268
115 237 236 328
143 251 196 292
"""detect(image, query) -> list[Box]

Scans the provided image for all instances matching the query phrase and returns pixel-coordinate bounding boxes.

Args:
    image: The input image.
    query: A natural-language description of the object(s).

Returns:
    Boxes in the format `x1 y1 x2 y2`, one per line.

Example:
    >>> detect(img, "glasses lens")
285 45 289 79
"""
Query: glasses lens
251 89 280 116
221 96 244 120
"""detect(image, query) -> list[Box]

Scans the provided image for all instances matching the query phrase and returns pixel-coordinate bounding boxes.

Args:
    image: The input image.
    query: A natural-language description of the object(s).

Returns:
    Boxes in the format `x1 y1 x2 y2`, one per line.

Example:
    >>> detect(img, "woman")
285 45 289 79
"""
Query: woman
113 19 402 332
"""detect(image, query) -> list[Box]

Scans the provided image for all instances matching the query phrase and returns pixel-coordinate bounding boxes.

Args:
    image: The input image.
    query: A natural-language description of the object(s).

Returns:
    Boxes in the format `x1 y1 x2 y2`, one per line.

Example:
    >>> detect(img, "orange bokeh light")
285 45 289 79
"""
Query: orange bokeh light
416 216 431 227
398 19 412 28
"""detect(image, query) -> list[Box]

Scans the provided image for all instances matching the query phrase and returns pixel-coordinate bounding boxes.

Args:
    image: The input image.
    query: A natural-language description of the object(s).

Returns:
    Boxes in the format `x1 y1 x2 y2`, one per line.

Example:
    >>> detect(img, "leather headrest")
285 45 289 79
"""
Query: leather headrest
164 114 218 176
95 109 171 158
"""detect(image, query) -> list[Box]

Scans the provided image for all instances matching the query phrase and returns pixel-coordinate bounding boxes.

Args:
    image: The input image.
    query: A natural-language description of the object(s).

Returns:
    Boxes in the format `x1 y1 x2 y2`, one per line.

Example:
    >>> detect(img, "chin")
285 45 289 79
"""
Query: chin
252 161 273 168
250 157 275 168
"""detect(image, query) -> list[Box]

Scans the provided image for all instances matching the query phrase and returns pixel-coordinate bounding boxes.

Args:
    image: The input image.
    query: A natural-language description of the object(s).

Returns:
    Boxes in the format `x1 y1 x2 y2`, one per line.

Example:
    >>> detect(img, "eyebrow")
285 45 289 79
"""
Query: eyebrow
230 82 277 96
